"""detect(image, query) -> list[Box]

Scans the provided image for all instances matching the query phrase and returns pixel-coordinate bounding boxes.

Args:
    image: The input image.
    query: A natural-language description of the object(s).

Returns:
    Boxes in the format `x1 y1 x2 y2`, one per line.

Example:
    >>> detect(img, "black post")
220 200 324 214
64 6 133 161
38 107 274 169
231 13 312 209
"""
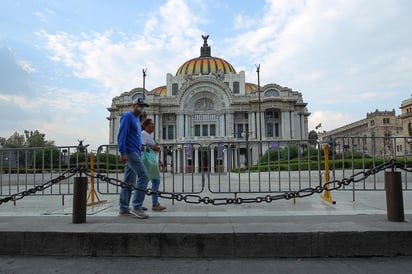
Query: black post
384 171 404 222
72 176 87 223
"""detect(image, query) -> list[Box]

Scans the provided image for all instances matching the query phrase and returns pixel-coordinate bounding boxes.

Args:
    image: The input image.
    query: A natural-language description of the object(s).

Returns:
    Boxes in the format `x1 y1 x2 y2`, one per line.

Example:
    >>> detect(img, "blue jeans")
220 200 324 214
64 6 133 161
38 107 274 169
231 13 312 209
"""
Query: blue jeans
150 178 160 205
119 152 149 211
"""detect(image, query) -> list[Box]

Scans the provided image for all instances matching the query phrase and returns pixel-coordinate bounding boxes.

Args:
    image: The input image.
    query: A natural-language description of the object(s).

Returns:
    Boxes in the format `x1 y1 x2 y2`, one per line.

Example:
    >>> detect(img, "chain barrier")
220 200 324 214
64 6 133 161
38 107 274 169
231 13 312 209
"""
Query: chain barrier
0 167 79 205
85 159 412 205
1 159 411 206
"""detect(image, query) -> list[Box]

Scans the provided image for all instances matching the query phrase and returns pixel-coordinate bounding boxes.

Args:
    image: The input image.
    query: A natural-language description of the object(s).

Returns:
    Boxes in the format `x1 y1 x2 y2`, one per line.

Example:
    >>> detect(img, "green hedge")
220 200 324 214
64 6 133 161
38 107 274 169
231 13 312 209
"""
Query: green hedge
234 157 412 173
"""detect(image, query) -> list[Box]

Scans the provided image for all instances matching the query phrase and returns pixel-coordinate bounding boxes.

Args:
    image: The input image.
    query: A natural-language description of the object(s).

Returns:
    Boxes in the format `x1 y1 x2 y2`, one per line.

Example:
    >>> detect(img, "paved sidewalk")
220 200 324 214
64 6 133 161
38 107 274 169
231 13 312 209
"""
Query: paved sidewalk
0 189 411 217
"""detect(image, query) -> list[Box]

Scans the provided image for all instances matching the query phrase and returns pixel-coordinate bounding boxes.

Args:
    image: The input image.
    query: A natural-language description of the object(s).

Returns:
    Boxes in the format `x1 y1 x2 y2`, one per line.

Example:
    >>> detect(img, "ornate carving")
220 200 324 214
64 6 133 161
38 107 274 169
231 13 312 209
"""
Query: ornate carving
214 69 224 81
195 98 214 110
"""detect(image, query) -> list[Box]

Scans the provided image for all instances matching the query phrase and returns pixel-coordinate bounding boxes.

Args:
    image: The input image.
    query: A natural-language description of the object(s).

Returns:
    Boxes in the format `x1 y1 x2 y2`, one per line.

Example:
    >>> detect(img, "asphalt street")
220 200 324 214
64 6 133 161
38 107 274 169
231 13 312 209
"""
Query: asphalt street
1 256 412 274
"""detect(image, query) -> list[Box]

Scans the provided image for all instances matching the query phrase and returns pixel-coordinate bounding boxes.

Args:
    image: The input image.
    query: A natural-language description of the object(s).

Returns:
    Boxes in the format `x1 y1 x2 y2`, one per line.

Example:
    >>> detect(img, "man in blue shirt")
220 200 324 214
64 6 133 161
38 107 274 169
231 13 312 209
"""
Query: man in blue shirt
117 98 150 218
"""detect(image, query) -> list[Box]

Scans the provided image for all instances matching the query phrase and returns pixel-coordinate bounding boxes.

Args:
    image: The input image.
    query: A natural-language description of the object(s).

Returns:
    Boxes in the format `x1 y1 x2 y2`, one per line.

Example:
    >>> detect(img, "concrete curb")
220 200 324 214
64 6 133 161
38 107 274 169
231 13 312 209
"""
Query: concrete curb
1 215 411 258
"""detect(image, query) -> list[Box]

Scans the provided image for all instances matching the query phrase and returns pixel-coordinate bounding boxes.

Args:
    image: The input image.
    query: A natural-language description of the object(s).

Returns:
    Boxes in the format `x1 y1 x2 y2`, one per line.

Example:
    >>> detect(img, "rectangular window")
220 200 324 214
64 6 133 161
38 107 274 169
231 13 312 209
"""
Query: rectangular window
275 123 279 137
233 81 240 94
167 125 174 139
236 124 243 138
210 124 216 136
162 127 167 139
195 125 200 136
266 123 273 137
172 83 178 95
202 125 208 136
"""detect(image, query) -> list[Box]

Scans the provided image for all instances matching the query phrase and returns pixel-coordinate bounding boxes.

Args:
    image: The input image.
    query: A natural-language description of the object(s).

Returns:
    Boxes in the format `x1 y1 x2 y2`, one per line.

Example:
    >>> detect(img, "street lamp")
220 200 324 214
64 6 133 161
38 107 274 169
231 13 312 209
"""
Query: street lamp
256 64 262 157
142 68 147 100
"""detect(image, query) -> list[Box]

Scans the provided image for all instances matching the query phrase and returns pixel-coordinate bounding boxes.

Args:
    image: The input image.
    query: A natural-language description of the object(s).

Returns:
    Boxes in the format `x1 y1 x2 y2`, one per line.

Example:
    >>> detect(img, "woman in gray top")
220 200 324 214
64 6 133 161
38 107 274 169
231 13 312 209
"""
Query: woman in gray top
141 118 166 211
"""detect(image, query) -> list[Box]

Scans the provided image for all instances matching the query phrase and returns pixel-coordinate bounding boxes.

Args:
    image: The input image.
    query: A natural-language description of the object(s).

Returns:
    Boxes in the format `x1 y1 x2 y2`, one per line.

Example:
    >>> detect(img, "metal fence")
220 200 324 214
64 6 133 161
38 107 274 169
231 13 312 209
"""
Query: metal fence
1 137 411 198
0 145 86 196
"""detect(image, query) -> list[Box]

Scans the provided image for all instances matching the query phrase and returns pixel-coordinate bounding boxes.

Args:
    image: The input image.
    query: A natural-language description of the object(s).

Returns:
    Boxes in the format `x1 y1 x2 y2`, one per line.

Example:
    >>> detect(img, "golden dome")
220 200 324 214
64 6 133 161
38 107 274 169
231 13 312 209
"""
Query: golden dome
176 35 236 76
176 57 236 76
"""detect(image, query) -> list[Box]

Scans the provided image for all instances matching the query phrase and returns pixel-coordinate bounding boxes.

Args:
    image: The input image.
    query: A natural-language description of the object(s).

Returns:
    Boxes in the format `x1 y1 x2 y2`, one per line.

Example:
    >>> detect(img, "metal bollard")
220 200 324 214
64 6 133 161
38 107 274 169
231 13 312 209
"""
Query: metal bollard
72 176 88 223
384 171 404 222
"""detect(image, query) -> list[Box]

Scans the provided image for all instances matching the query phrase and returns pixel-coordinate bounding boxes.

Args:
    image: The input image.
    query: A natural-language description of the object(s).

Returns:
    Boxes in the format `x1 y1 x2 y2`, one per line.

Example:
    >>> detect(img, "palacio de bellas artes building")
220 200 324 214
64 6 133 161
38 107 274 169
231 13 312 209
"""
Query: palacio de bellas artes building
107 35 310 173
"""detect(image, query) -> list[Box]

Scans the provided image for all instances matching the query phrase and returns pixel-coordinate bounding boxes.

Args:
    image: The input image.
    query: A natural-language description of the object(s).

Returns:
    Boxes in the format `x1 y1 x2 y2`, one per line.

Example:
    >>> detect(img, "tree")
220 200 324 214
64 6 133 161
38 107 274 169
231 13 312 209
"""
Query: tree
0 130 55 148
24 130 55 147
3 132 25 148
0 137 6 146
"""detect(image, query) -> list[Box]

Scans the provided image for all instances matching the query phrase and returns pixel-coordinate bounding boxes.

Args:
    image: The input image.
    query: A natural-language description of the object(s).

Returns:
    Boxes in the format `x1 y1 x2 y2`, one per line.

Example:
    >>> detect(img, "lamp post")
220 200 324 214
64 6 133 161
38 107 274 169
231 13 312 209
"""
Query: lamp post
256 64 262 157
142 68 147 100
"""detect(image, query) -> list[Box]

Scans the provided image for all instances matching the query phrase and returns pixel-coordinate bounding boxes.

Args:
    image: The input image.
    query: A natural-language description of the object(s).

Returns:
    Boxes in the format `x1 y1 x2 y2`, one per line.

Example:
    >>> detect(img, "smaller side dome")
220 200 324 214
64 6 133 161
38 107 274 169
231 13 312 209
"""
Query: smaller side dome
245 83 258 94
151 86 166 96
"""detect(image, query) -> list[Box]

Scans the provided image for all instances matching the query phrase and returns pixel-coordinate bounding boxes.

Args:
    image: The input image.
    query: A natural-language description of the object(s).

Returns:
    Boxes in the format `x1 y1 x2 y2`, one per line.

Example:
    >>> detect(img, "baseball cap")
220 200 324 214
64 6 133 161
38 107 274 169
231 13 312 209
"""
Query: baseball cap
132 98 149 107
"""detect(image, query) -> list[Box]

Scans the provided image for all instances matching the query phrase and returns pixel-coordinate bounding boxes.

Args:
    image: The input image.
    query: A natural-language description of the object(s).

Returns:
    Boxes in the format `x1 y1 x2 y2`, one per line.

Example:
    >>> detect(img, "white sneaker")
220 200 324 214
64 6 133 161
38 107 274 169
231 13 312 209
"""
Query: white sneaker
130 208 149 219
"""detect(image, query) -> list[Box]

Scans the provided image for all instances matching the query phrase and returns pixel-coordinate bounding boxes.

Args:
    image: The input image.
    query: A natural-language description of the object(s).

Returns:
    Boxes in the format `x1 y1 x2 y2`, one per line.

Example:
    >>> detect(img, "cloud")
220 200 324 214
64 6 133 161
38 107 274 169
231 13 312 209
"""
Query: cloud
233 13 257 30
221 0 411 126
0 96 30 122
33 8 54 23
20 0 412 146
0 47 35 95
35 0 207 102
309 110 354 132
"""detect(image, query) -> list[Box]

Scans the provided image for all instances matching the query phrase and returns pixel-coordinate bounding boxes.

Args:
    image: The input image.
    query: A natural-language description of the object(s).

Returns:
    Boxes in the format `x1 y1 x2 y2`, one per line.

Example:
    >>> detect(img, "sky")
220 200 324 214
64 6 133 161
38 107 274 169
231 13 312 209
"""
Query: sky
1 0 411 150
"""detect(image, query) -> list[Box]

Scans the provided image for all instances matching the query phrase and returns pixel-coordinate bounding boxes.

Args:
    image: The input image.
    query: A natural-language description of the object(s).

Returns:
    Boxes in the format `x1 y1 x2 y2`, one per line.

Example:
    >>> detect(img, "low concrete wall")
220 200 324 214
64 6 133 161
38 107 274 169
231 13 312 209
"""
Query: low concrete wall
1 230 412 258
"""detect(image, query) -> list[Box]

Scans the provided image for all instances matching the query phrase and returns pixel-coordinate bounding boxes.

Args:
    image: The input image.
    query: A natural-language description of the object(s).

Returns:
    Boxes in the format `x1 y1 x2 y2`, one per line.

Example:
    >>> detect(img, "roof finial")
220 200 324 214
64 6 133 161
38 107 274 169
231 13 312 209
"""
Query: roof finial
202 34 209 45
200 34 211 57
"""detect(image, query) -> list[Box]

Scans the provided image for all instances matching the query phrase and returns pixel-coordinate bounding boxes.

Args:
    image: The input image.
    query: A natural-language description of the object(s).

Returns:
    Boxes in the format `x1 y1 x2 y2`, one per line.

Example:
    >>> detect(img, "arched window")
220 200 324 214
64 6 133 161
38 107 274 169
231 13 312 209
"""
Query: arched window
264 89 279 97
132 93 144 101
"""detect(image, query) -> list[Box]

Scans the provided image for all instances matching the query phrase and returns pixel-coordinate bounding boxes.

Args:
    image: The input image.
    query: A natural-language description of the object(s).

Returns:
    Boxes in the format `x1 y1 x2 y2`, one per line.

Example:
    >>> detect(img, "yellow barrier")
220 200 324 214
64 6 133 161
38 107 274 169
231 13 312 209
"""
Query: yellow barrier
87 152 107 206
321 144 336 204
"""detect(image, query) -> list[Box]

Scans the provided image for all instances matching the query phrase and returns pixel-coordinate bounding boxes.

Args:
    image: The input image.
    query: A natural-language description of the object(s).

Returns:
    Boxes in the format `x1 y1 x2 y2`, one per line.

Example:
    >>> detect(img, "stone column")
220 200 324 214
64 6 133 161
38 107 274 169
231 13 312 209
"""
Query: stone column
224 146 229 172
281 111 291 139
177 114 184 140
226 112 234 138
194 147 199 172
252 112 257 139
157 115 162 142
219 114 225 137
184 114 188 137
210 146 215 173
260 110 265 141
109 117 114 144
290 111 295 139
